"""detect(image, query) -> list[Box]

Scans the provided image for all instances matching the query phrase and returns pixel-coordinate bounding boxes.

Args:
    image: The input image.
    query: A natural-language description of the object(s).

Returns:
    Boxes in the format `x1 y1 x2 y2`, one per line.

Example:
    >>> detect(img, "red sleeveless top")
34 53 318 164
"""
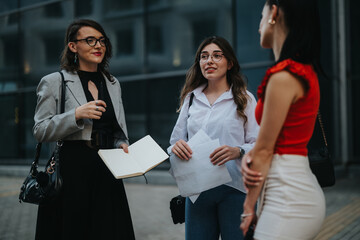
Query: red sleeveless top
255 59 320 156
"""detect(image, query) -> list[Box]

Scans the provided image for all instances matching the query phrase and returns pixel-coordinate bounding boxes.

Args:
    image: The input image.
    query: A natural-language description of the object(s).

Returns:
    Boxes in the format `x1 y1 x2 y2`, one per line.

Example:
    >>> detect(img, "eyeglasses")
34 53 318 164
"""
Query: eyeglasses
74 37 106 47
199 52 224 63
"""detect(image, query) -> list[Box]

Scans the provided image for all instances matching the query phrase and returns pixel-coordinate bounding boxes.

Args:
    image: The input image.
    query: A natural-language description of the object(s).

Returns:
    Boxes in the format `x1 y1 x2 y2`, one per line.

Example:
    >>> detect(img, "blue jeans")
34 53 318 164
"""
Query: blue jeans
185 185 245 240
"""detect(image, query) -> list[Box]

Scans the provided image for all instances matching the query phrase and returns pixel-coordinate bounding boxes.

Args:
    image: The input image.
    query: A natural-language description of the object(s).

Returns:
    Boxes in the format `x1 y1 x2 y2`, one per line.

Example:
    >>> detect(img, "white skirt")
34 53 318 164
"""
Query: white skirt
254 154 326 240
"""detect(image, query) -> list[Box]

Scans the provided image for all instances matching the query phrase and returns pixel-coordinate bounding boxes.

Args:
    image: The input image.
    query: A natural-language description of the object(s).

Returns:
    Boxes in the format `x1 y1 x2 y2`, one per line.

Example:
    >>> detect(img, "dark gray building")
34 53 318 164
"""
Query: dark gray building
0 0 359 174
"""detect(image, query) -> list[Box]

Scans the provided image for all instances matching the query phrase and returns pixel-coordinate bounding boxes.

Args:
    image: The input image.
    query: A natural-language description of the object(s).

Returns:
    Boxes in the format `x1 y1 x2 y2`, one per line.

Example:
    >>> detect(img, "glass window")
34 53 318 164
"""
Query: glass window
18 3 67 77
19 0 49 7
103 0 143 13
0 16 20 92
1 35 19 67
236 1 272 63
8 13 19 25
146 12 171 72
148 25 164 54
191 19 216 50
0 1 18 14
116 29 134 56
148 0 162 7
145 0 233 74
105 16 144 76
43 34 64 66
44 2 64 18
75 0 93 17
0 95 20 158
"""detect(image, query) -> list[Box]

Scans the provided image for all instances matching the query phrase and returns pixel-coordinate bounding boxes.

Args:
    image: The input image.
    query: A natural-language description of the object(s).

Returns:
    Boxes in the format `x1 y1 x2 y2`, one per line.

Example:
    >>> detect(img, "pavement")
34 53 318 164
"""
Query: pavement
0 165 359 240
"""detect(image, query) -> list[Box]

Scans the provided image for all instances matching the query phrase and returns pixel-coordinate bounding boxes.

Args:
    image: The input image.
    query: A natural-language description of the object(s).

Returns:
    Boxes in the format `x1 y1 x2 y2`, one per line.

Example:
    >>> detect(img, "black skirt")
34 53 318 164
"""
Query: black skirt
35 141 135 240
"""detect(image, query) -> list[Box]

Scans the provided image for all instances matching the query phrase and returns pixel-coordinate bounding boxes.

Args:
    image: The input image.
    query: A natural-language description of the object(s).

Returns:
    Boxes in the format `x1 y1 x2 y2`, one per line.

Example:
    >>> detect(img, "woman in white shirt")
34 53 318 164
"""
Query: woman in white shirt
168 36 259 240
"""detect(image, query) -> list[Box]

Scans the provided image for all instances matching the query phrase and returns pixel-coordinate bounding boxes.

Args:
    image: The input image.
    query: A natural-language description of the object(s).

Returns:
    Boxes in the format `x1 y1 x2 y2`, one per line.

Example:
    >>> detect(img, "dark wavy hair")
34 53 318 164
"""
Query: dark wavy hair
266 0 321 72
178 36 250 123
60 19 113 81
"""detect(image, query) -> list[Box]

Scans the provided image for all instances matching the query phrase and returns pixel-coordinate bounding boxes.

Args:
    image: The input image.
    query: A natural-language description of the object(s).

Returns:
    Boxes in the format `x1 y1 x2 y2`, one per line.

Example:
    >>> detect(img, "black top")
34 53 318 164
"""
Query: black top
78 70 121 149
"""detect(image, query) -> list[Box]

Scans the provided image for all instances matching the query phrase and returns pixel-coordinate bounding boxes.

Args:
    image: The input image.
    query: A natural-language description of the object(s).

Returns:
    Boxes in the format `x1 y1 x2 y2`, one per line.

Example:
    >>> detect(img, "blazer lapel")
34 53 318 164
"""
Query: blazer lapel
63 70 88 106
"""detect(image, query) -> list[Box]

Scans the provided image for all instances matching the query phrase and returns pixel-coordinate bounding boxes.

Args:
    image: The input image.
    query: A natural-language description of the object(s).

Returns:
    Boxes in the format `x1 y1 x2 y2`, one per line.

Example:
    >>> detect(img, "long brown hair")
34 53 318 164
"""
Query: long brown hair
60 19 113 82
179 36 250 123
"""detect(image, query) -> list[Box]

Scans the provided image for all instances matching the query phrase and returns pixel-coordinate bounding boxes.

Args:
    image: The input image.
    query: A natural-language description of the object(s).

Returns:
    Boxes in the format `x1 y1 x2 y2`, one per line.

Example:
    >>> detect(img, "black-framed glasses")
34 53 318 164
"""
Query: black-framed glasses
74 37 106 47
199 52 224 63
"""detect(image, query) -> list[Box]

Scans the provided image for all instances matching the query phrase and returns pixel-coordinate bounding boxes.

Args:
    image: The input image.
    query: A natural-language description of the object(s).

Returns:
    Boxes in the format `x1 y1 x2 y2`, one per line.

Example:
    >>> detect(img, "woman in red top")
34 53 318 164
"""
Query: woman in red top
240 0 326 239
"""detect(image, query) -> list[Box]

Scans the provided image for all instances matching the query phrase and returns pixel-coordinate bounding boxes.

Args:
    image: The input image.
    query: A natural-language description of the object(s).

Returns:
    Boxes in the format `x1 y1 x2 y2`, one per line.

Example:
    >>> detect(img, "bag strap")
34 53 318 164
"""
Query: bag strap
317 111 328 147
189 92 194 109
30 143 42 174
60 71 65 114
33 71 66 167
186 93 195 140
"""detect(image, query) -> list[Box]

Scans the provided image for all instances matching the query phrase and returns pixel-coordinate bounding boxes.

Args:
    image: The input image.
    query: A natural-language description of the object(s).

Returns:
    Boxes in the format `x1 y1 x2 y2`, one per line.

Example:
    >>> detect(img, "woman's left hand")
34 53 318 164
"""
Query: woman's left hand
210 145 240 166
119 143 129 153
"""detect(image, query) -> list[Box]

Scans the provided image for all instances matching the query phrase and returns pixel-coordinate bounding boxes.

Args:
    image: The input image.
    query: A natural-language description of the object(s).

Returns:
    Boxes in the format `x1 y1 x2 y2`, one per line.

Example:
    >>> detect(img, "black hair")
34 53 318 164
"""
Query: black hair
266 0 322 72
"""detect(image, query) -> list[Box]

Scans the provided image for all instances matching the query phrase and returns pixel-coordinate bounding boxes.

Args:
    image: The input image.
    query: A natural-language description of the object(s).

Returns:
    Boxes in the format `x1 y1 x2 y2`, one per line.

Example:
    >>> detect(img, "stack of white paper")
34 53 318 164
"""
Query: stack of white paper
169 129 232 202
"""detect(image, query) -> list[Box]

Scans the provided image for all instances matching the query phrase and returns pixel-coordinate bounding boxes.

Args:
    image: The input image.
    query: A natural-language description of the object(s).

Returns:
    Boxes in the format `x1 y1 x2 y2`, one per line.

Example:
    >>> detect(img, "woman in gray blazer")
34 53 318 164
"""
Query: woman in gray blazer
33 19 135 240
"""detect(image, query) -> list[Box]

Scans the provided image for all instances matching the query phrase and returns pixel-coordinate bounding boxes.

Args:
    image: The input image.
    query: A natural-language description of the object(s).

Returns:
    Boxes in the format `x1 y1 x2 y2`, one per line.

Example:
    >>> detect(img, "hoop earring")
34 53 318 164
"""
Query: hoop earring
74 54 78 64
268 19 276 25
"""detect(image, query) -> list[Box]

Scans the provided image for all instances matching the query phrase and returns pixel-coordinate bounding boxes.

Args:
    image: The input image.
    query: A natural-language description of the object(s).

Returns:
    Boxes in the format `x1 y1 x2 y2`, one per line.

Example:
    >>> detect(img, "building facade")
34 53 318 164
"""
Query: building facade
0 0 359 172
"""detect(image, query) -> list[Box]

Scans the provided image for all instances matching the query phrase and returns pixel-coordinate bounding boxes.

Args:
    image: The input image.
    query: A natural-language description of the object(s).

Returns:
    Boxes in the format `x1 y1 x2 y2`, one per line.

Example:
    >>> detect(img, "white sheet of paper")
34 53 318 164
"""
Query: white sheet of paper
169 130 232 200
187 129 211 147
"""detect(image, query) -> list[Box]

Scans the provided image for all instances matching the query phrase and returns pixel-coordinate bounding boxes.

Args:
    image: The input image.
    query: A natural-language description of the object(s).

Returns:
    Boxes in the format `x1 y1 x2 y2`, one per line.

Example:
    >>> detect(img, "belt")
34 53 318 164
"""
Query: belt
86 131 114 150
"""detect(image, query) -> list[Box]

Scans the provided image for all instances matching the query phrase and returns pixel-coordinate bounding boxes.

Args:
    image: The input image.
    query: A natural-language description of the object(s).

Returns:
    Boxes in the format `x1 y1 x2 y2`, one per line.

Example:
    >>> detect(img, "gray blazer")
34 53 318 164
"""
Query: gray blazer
33 70 129 148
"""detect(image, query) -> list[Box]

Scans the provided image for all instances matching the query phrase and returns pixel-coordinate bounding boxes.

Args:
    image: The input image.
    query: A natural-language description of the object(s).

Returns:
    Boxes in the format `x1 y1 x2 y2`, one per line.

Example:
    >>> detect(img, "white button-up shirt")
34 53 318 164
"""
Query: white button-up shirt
168 84 259 193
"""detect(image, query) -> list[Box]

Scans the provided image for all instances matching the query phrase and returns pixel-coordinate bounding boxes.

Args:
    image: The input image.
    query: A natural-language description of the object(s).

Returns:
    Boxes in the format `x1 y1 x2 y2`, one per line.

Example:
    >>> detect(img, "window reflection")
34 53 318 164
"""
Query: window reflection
2 35 19 67
44 2 64 18
104 0 143 13
148 25 164 54
0 1 18 14
75 0 93 17
20 0 48 8
43 34 64 66
192 19 217 51
116 29 134 56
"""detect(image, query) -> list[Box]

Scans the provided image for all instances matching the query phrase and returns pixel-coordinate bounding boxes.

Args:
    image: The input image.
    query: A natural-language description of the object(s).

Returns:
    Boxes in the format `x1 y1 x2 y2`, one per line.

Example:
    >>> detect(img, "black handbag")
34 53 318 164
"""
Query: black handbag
170 195 186 224
19 71 65 204
244 225 255 240
308 112 335 188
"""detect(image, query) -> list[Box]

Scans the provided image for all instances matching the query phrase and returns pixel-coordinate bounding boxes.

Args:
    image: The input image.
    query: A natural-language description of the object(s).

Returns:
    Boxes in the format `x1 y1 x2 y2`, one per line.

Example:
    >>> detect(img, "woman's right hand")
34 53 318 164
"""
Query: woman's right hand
75 100 107 121
172 139 192 160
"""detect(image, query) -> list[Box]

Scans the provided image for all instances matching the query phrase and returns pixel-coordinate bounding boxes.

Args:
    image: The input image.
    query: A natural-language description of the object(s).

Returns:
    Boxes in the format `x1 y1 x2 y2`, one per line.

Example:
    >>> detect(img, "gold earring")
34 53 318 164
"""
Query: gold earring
268 19 276 25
